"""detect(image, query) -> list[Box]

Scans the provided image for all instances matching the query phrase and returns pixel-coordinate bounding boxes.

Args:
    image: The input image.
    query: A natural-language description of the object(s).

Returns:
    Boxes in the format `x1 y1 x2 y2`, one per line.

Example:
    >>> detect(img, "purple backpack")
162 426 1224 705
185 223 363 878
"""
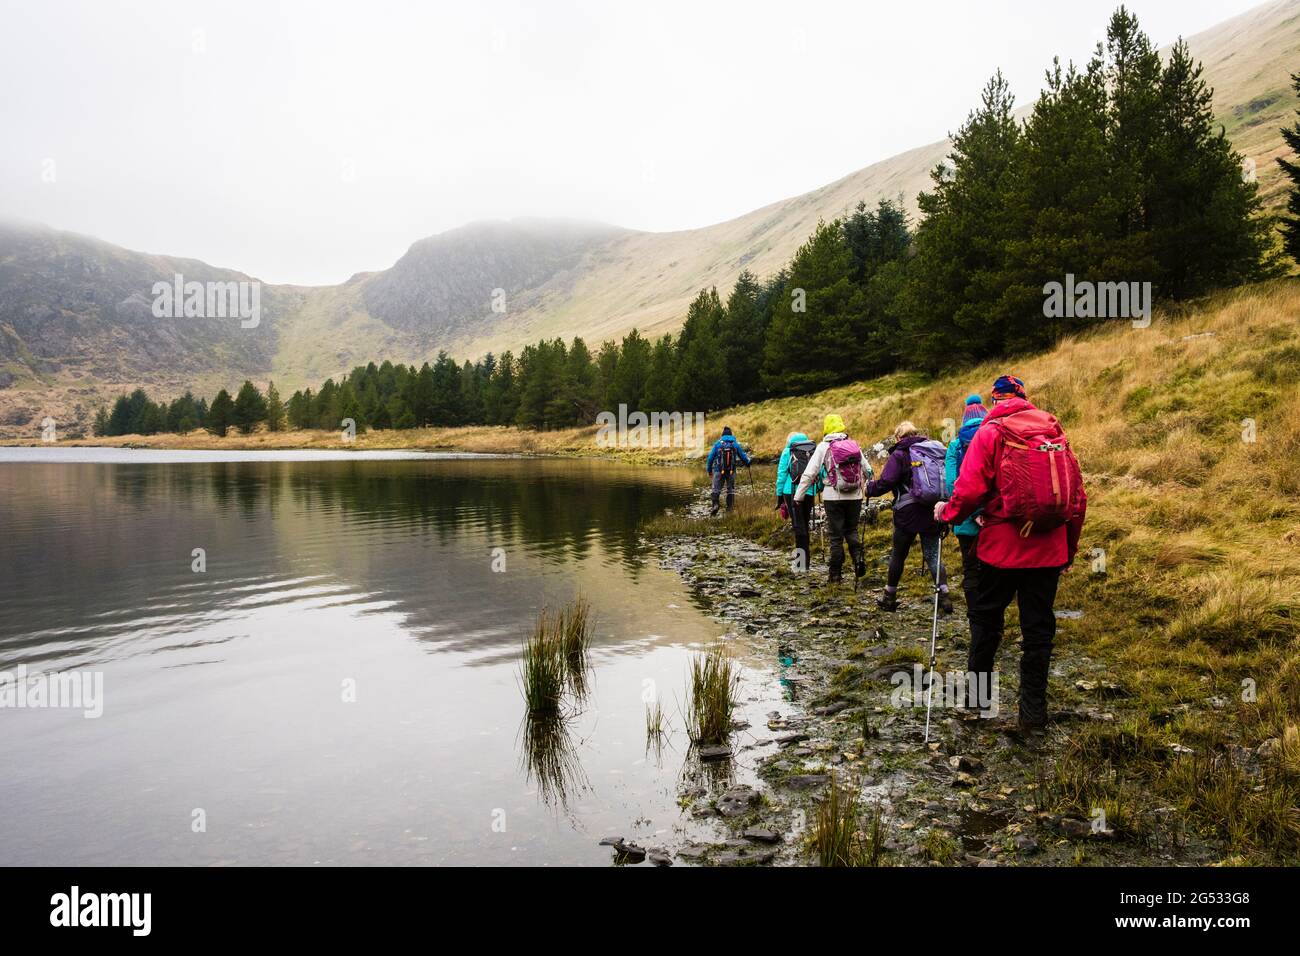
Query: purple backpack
827 438 864 493
898 439 947 507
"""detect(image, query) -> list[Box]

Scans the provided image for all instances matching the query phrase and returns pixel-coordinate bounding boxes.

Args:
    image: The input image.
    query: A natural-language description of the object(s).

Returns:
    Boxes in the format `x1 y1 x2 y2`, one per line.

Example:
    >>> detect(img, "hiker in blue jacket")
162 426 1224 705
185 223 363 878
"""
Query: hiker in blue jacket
706 426 751 515
945 394 988 616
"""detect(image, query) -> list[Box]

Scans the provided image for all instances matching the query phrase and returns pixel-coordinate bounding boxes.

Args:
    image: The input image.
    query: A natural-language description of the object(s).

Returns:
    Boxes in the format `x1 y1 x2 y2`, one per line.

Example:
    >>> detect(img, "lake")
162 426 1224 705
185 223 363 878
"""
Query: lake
0 448 782 865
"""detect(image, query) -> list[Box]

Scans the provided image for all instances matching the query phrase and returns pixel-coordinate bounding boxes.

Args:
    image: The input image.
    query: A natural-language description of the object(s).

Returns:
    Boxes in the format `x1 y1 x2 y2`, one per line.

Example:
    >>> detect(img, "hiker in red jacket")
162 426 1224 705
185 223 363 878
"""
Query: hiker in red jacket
933 375 1086 731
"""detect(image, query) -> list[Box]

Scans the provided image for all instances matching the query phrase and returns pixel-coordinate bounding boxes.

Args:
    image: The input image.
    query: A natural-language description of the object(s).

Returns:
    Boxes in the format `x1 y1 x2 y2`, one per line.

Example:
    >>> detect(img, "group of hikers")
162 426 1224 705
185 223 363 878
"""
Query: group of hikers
704 374 1087 730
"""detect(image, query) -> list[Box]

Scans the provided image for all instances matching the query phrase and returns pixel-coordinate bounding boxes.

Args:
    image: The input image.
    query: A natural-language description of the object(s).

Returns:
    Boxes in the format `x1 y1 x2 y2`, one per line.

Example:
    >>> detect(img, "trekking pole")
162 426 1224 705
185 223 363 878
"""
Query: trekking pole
923 524 949 743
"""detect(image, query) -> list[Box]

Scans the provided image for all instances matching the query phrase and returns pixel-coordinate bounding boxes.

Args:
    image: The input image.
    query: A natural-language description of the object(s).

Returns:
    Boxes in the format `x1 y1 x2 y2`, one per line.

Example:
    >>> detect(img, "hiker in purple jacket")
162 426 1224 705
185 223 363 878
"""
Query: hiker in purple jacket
865 421 952 613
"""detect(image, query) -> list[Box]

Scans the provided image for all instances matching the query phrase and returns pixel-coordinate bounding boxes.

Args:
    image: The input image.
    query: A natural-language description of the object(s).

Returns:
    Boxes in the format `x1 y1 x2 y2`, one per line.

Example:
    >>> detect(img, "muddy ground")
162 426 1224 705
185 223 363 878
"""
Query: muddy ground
636 489 1219 867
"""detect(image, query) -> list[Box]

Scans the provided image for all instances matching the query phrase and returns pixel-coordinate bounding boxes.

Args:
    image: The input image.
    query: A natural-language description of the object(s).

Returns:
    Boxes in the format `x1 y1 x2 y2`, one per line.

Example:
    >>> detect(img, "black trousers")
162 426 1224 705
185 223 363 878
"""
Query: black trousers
782 494 815 571
886 525 947 590
822 499 863 575
967 561 1062 723
956 534 980 610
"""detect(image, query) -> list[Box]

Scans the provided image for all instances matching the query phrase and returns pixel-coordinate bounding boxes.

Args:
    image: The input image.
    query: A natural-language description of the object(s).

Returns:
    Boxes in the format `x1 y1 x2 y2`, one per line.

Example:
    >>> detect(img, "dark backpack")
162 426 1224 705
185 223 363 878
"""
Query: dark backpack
787 440 817 487
718 442 737 476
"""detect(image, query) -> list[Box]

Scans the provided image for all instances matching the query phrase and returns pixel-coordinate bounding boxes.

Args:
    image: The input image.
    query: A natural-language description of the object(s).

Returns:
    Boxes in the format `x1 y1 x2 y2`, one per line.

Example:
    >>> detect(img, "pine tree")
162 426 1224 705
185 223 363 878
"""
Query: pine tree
900 71 1022 368
565 337 599 424
1147 38 1276 296
92 406 110 437
232 381 268 435
265 382 285 432
208 389 234 437
1278 72 1300 264
673 289 729 410
719 271 767 405
594 341 619 411
842 197 912 372
761 221 861 393
610 329 651 412
1002 54 1118 348
641 333 678 413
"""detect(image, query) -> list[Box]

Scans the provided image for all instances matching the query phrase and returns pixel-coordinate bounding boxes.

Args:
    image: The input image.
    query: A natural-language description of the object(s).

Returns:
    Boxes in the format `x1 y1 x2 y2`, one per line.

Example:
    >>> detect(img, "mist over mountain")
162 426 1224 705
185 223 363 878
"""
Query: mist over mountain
0 0 1295 437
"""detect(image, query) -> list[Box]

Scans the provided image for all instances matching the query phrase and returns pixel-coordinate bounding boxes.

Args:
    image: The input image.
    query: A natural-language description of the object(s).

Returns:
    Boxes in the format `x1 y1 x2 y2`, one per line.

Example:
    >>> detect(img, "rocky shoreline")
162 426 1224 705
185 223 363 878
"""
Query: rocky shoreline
634 489 1216 867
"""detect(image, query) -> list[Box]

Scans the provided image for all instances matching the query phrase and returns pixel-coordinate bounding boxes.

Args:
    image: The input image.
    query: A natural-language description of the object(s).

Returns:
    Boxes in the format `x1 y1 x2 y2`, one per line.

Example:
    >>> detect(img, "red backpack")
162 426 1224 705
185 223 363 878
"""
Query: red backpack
987 408 1083 536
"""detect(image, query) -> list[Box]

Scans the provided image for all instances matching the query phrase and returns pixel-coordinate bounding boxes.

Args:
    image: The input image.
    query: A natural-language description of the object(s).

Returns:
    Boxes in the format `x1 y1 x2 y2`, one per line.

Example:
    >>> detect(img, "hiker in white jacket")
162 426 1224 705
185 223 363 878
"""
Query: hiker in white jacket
794 413 871 583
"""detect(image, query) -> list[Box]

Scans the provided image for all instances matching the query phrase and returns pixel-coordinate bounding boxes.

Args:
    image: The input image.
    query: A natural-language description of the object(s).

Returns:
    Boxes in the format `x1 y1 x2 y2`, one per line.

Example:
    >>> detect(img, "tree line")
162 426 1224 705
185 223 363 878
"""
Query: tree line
97 8 1294 439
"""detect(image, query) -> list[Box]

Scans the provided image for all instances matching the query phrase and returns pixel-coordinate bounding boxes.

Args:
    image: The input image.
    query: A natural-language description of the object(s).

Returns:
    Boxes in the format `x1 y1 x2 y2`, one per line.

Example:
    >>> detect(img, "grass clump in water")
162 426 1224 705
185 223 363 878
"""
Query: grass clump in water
520 596 594 717
685 646 740 746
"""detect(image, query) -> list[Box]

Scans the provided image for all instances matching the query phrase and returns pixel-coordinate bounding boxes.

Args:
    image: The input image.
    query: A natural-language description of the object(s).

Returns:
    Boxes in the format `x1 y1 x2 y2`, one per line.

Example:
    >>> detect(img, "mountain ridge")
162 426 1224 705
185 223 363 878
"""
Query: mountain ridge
1 0 1296 438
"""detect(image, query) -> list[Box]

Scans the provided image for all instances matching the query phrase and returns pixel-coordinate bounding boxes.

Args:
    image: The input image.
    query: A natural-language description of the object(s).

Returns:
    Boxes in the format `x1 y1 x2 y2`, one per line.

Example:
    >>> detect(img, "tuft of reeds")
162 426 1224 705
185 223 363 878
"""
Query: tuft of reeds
521 610 567 718
811 774 888 867
685 646 740 746
645 701 667 758
519 596 595 717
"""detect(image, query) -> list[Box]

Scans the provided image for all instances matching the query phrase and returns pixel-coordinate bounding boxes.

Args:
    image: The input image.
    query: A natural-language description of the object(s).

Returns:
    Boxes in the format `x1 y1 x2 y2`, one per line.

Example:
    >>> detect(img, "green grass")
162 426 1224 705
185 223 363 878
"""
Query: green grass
685 646 740 746
643 280 1300 863
810 775 888 867
519 597 594 717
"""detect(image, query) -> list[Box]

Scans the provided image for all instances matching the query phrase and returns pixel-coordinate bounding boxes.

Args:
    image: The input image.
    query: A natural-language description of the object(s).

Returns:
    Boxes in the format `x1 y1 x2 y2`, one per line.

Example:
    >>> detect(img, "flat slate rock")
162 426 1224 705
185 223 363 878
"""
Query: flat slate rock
783 774 830 790
742 827 782 844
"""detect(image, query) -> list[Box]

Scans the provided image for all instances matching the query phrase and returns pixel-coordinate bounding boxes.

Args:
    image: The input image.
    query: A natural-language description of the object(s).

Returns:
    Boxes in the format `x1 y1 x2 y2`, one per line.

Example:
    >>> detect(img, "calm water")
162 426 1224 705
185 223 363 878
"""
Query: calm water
0 449 781 866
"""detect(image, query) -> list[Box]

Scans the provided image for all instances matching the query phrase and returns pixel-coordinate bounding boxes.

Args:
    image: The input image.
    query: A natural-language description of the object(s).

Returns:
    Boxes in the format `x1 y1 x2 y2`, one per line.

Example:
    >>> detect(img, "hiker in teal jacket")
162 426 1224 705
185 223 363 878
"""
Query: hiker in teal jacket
776 431 821 570
945 394 988 614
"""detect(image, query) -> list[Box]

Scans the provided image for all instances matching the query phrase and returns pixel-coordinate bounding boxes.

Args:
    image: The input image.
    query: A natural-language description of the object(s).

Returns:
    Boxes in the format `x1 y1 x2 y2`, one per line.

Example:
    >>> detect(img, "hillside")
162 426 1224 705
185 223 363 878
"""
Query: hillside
1 0 1297 440
58 278 1300 858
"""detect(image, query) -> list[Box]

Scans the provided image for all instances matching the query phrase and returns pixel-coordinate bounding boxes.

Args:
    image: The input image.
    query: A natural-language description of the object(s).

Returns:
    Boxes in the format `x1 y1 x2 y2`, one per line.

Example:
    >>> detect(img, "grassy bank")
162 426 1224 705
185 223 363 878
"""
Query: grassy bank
654 279 1300 862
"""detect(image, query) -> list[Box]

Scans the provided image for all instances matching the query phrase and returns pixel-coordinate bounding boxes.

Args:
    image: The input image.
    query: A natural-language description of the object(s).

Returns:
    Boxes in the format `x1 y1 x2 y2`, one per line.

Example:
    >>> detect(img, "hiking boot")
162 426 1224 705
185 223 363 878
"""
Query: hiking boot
939 593 954 615
876 592 899 612
853 557 867 579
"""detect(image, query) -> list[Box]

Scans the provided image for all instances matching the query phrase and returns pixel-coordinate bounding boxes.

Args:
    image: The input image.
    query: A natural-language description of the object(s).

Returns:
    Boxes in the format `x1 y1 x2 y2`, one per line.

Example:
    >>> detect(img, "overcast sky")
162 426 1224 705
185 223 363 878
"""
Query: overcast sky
0 0 1265 285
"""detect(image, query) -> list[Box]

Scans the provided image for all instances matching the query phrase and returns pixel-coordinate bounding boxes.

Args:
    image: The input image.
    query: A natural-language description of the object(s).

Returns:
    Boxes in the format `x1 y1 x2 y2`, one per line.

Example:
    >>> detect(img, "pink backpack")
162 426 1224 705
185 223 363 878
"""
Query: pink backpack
827 438 864 493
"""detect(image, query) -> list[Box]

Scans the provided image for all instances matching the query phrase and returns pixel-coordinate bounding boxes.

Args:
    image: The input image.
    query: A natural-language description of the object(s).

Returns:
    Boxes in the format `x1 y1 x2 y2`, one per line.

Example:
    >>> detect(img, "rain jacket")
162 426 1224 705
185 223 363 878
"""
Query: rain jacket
776 432 823 497
944 415 986 537
865 434 941 535
940 397 1087 569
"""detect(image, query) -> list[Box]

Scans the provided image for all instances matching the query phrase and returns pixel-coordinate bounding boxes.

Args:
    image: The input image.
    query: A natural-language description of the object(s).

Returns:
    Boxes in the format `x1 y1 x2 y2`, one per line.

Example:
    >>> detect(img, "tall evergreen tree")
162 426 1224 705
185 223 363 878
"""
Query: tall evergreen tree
900 71 1022 368
1279 72 1300 265
610 329 651 412
1147 38 1276 296
232 380 268 435
761 221 862 393
208 389 234 437
719 270 767 405
641 333 678 413
674 288 729 410
265 381 285 432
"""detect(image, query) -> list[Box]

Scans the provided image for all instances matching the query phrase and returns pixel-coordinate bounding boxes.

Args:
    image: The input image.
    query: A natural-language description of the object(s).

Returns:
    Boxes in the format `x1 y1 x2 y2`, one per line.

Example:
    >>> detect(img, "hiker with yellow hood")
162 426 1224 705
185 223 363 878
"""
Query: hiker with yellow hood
793 414 871 584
